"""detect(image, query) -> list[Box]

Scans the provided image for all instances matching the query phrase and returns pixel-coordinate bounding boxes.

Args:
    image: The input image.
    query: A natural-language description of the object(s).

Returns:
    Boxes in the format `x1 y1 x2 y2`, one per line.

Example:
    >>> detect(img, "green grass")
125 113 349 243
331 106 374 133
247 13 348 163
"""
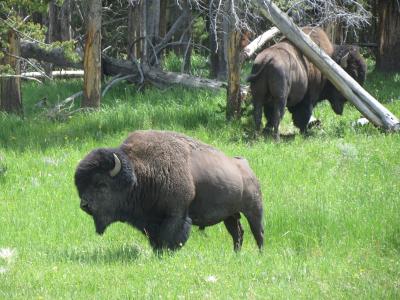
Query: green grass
0 63 399 299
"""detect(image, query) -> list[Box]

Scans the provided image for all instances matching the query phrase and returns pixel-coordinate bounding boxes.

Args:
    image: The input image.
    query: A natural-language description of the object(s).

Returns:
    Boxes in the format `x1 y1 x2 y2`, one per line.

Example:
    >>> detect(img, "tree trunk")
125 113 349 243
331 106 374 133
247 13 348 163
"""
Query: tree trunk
83 0 102 108
208 2 228 80
226 1 242 120
181 1 192 73
1 30 22 114
253 0 400 131
46 0 72 78
159 0 168 38
127 2 141 59
141 0 160 65
48 0 61 42
45 0 60 78
376 0 400 71
60 0 72 41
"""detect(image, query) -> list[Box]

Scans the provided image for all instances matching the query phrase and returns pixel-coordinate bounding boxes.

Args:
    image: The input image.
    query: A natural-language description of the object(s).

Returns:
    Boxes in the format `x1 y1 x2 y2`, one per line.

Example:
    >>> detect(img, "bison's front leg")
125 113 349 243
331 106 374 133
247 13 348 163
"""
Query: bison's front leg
289 101 313 135
154 215 192 251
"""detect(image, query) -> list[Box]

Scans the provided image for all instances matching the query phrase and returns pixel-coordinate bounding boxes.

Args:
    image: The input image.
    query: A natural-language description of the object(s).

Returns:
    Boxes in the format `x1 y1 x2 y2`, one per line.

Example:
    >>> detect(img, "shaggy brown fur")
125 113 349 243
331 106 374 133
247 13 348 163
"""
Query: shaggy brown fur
75 130 264 251
247 27 334 139
247 27 366 139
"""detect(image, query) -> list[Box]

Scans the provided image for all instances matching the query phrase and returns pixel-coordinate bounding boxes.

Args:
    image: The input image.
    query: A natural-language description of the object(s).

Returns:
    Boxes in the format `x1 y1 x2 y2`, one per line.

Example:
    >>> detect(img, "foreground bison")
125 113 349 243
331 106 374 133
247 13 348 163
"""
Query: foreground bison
75 130 264 251
247 27 366 139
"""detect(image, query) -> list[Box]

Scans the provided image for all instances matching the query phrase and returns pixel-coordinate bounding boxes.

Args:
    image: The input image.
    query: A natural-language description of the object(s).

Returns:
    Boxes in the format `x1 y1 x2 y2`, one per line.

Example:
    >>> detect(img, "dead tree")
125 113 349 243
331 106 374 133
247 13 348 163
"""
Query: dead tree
376 0 400 71
0 29 22 114
127 1 141 59
252 0 399 131
225 0 242 120
45 0 72 78
83 0 102 108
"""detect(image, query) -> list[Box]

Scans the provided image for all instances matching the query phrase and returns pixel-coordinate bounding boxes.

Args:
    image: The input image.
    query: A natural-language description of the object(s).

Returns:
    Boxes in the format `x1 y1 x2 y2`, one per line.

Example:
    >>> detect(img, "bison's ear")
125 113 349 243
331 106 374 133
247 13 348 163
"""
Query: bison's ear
109 153 121 177
340 52 349 69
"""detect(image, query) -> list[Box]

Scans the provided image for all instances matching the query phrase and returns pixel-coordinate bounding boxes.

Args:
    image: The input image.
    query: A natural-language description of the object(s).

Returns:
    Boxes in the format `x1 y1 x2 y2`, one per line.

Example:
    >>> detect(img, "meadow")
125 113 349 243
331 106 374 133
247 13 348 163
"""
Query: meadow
0 60 399 298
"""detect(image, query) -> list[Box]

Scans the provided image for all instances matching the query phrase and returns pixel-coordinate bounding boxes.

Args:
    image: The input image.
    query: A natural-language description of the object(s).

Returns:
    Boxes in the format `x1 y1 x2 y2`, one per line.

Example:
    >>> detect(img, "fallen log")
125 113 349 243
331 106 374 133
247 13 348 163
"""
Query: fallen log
20 41 227 92
22 70 84 79
20 42 82 69
252 0 400 131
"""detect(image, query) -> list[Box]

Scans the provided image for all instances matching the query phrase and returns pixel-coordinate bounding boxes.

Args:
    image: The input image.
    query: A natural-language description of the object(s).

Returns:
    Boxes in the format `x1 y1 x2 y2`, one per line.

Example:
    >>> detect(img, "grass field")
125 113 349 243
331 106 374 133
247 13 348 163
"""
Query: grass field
0 63 399 298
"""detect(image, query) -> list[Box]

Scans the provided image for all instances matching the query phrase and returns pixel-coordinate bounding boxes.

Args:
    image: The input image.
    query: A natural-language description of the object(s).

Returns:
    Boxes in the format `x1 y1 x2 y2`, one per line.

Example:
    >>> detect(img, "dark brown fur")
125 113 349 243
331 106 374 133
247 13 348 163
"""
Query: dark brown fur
247 27 366 139
75 130 264 251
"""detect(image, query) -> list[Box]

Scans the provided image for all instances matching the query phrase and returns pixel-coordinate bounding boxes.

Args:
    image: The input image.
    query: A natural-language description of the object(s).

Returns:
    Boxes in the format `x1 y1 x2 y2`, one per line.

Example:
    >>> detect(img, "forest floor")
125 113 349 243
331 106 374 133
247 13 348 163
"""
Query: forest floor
0 60 399 298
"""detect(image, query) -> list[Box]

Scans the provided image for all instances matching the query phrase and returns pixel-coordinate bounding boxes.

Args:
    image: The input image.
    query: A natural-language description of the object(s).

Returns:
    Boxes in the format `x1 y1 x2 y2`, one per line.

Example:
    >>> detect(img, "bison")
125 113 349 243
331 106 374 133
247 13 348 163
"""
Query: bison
75 130 264 252
247 26 366 139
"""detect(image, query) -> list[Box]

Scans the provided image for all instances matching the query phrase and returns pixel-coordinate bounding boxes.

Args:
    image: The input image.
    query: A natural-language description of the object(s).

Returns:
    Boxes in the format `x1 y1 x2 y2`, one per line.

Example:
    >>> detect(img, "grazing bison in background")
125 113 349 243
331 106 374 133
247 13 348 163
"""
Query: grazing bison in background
319 44 367 115
247 26 367 139
75 130 264 252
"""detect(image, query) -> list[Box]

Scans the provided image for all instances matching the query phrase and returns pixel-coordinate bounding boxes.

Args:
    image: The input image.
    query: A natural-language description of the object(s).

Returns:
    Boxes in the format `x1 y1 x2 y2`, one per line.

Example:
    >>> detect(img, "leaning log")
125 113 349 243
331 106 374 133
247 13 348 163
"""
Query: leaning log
253 0 400 131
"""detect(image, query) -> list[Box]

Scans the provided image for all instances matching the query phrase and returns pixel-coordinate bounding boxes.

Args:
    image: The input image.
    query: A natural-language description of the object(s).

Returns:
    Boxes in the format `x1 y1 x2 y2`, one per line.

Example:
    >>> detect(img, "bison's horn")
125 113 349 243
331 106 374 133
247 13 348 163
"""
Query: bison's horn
109 153 121 177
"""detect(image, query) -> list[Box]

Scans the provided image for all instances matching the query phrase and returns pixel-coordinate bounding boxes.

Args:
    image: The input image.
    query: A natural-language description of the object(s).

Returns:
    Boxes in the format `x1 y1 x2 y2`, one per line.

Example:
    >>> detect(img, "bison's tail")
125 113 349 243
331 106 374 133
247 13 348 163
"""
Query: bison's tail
246 58 272 83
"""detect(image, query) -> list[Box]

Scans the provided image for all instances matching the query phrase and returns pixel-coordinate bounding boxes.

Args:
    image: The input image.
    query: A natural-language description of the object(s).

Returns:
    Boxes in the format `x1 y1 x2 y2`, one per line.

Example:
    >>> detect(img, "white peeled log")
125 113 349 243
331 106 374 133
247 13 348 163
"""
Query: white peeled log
252 0 400 131
240 27 280 62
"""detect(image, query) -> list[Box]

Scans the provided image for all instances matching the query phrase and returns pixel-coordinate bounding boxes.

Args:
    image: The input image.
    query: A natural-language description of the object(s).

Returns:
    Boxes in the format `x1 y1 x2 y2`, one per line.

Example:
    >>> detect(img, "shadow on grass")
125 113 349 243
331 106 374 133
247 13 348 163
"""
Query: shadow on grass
59 244 142 264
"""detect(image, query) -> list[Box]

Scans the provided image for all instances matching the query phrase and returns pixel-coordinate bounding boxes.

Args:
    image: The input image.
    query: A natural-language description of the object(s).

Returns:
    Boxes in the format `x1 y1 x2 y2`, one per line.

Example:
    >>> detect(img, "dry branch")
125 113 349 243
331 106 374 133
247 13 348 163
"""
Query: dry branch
102 74 136 97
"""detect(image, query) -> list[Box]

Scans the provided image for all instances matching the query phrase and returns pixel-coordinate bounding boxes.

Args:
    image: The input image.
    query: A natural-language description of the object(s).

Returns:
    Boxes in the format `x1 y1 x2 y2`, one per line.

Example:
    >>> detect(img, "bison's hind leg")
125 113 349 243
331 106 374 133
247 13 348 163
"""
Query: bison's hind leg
243 208 264 250
224 214 244 252
155 215 192 251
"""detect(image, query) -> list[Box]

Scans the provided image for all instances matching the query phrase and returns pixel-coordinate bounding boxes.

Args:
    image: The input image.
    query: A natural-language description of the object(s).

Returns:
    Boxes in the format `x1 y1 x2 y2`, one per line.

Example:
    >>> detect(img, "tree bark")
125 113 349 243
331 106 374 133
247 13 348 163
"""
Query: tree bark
159 0 168 38
253 0 400 131
140 0 160 65
1 30 22 114
60 0 72 41
46 0 72 78
127 2 141 59
226 28 242 120
225 1 244 120
208 2 228 80
48 0 61 42
376 0 400 71
83 0 102 108
181 1 192 73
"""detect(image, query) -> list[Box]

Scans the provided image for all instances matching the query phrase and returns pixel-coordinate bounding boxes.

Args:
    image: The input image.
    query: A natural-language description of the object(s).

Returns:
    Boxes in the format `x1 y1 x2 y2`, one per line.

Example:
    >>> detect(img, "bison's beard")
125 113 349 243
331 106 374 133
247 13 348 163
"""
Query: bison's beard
93 216 112 235
329 96 345 115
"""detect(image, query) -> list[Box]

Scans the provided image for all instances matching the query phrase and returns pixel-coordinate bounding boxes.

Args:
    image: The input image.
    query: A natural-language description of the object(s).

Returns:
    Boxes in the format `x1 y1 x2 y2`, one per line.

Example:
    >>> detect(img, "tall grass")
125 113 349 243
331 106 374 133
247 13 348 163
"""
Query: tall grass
0 61 399 298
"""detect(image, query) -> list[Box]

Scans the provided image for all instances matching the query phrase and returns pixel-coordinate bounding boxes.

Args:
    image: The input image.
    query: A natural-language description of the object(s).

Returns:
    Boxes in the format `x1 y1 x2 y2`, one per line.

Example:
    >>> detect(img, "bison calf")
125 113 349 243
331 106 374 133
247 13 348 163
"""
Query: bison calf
75 130 264 251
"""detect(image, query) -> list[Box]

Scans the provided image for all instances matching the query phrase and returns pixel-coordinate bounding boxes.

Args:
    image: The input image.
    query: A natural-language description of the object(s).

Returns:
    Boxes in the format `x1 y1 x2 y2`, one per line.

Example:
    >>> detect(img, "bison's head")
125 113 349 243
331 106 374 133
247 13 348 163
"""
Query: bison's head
325 45 367 115
74 148 137 235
